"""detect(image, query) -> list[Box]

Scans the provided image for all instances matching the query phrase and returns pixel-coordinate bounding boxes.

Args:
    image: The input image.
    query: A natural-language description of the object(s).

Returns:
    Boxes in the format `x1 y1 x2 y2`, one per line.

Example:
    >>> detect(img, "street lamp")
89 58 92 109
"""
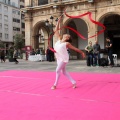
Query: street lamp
45 16 58 47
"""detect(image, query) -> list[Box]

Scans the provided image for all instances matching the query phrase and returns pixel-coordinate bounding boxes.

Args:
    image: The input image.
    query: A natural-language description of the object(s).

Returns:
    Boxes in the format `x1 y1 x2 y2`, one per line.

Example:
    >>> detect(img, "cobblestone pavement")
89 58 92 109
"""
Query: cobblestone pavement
0 59 120 73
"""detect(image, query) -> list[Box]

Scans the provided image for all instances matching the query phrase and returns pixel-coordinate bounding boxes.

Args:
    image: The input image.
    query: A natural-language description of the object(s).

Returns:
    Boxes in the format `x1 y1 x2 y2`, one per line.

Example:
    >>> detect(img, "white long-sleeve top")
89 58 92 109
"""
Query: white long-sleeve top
54 40 69 63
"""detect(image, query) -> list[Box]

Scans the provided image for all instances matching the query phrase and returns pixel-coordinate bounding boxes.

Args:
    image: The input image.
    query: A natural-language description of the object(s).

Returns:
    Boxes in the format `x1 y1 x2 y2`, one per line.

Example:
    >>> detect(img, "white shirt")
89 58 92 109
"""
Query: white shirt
54 40 69 63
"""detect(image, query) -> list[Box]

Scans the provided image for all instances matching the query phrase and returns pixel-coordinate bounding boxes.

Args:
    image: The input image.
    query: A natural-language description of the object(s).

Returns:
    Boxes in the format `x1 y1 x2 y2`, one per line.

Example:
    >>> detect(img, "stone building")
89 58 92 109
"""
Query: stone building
0 0 21 48
23 0 120 58
0 0 25 50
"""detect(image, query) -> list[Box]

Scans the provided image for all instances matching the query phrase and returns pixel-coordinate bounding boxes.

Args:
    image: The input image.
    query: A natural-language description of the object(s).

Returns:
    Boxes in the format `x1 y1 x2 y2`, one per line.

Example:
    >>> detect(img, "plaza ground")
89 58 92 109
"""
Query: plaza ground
0 59 120 73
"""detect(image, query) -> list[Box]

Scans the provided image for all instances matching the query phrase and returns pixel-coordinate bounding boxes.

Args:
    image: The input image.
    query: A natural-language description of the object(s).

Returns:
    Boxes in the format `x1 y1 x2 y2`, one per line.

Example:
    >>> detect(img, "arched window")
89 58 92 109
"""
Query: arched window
38 0 48 5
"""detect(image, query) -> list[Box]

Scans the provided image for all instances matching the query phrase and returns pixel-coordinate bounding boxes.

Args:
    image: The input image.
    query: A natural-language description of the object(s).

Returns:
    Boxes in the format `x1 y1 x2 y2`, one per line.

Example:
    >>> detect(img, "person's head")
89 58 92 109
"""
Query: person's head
106 37 110 42
95 40 98 44
62 34 71 42
89 41 92 46
14 48 17 50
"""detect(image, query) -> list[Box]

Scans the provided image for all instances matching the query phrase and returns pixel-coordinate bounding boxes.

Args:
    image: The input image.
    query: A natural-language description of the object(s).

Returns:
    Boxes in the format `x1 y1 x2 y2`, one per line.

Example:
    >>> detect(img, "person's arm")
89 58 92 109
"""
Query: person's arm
54 14 63 40
85 46 89 52
109 43 112 48
106 43 112 48
98 44 101 53
92 45 95 53
67 42 85 58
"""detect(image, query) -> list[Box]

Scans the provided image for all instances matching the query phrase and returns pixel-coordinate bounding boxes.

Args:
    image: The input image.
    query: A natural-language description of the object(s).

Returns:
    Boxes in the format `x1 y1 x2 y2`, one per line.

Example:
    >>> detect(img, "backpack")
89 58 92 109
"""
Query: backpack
100 58 108 67
14 50 18 58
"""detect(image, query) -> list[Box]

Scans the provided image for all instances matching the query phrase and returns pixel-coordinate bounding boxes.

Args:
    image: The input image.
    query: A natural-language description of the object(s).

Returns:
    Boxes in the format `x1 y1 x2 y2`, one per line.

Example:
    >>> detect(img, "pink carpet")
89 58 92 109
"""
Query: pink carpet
0 70 120 120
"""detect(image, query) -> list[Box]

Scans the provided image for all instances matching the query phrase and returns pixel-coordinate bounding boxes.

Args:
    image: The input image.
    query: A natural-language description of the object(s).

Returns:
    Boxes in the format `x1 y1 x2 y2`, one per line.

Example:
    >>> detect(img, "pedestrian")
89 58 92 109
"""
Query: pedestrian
106 37 114 67
93 40 101 66
51 14 85 90
46 47 51 61
0 50 5 63
30 49 36 55
13 49 19 64
85 41 93 66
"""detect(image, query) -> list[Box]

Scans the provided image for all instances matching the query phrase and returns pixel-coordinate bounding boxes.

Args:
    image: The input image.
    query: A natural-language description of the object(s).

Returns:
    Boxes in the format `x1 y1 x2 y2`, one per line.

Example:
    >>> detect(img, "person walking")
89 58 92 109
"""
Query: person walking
51 14 85 90
0 50 5 63
13 49 19 64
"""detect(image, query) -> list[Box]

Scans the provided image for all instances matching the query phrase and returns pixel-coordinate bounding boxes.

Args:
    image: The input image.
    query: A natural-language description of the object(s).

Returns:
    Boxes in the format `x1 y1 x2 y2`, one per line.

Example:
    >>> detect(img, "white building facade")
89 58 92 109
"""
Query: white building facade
0 0 23 49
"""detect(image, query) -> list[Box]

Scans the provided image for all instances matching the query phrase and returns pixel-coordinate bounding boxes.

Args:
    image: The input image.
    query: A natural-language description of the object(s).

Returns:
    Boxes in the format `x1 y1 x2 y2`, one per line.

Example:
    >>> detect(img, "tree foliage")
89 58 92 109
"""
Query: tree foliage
14 34 25 50
0 41 5 49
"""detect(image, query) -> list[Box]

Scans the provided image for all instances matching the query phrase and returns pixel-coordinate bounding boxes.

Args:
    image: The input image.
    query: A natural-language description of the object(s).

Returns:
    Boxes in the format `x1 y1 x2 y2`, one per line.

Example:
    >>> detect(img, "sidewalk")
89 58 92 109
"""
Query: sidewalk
0 59 120 73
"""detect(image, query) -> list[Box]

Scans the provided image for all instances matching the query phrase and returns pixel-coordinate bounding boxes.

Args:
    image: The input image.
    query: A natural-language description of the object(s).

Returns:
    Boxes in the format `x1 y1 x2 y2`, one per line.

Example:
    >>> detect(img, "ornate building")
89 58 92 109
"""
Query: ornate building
23 0 120 58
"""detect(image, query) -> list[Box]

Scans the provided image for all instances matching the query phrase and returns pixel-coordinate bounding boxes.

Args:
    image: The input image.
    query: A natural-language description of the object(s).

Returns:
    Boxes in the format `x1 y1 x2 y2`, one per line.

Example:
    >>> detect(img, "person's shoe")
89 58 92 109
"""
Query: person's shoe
51 85 56 90
72 83 76 89
110 65 113 67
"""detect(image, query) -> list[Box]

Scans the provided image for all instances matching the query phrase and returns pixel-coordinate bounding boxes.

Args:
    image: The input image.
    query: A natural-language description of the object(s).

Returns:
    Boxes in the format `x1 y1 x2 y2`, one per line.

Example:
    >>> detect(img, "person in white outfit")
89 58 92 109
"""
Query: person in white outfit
51 14 85 90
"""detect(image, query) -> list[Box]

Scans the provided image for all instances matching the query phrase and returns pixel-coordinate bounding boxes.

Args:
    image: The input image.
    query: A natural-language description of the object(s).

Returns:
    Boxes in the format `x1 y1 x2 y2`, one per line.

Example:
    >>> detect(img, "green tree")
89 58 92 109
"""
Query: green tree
0 41 5 49
14 34 25 50
14 34 25 59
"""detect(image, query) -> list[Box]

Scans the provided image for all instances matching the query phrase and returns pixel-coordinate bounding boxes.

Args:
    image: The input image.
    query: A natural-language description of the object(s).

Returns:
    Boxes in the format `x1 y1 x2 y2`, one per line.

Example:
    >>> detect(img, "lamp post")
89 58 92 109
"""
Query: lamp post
45 16 58 47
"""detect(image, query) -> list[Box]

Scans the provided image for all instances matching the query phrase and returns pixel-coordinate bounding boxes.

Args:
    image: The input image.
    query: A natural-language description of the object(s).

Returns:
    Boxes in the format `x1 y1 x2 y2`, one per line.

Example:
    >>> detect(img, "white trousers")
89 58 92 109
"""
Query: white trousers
54 60 76 86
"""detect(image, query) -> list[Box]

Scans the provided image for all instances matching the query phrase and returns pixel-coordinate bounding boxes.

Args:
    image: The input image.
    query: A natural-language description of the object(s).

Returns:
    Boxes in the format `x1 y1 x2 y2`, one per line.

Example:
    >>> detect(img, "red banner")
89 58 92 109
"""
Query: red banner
48 10 106 52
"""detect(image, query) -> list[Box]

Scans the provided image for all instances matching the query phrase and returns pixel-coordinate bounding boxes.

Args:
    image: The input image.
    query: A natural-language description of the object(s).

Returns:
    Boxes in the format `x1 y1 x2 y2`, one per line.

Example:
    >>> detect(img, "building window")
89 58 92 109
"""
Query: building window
20 5 24 8
38 0 48 5
4 6 8 12
17 28 20 31
12 9 20 15
5 34 8 39
12 9 16 14
13 18 15 22
0 14 2 19
22 31 25 37
0 4 2 10
0 33 2 39
13 36 15 40
22 23 25 28
12 2 15 7
13 18 20 23
13 27 20 31
20 0 24 2
13 27 16 31
4 24 8 31
4 15 8 22
18 11 20 15
0 23 2 29
8 0 10 4
21 14 25 19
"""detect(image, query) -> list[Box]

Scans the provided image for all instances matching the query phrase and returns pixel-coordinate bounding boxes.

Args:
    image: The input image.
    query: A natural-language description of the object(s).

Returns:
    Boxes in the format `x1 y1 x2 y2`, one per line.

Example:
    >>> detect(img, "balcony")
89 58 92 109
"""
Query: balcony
0 0 19 8
38 0 48 5
25 0 88 7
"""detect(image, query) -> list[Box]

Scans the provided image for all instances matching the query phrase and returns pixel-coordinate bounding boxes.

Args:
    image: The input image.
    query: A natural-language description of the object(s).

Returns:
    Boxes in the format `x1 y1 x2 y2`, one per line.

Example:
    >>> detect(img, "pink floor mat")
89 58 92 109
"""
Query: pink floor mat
0 70 120 120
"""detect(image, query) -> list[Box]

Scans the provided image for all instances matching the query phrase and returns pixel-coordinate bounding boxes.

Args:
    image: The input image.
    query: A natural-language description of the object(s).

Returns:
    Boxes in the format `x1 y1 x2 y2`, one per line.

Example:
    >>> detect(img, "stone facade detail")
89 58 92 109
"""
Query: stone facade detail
23 0 120 56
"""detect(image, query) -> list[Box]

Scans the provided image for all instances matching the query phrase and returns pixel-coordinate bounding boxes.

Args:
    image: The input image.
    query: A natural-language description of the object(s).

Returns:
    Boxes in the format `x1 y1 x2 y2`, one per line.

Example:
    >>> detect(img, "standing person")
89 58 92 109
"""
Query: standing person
13 49 19 64
51 15 85 90
30 49 36 55
46 47 52 62
106 37 114 67
85 41 93 66
51 47 55 61
93 40 101 66
0 50 5 63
